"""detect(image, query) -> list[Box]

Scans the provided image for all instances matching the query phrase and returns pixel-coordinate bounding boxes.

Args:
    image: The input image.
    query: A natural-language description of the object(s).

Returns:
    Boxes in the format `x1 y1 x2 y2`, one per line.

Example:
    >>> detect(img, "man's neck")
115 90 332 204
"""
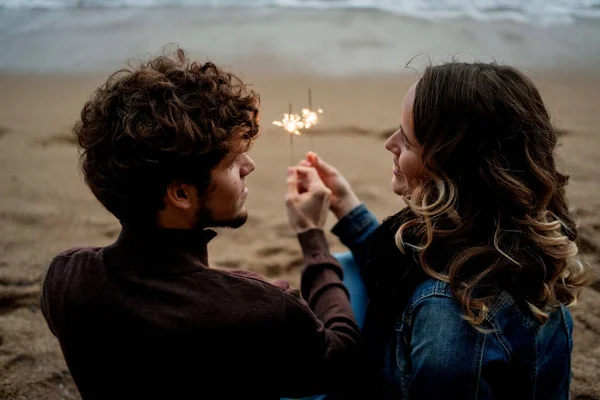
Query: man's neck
156 210 195 230
105 223 217 274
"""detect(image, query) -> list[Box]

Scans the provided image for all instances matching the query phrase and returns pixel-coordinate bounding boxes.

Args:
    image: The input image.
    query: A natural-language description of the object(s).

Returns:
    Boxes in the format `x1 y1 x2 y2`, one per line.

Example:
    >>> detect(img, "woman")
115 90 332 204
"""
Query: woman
297 62 588 399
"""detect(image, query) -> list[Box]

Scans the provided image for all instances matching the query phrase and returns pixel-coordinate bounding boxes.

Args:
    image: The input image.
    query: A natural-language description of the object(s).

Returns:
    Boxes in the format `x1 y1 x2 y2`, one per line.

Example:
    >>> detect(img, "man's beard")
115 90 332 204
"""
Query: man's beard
195 207 248 230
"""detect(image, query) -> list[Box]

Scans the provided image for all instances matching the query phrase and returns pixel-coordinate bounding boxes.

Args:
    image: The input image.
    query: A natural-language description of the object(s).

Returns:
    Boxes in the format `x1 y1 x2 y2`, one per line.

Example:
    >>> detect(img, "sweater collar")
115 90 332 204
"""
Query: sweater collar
103 224 217 275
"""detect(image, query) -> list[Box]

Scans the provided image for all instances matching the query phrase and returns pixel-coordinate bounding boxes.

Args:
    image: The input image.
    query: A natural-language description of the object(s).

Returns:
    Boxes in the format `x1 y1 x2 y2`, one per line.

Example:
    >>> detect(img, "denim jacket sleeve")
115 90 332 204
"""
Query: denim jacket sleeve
330 203 380 267
407 294 492 399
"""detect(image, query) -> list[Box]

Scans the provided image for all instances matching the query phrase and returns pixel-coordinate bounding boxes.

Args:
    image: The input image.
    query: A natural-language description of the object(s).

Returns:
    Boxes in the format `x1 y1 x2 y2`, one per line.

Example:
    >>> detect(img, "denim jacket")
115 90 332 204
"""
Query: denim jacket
332 204 574 399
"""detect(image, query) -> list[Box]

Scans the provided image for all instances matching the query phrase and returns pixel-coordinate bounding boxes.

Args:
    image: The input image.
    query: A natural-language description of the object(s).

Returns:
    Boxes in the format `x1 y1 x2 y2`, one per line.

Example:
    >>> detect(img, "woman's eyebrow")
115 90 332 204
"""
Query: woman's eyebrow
399 124 411 144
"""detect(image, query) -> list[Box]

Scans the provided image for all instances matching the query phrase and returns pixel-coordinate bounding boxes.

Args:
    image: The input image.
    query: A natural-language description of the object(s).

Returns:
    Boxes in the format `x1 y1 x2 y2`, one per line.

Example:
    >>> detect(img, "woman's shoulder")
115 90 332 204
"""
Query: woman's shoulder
400 279 464 332
405 280 515 326
404 278 571 339
406 278 455 306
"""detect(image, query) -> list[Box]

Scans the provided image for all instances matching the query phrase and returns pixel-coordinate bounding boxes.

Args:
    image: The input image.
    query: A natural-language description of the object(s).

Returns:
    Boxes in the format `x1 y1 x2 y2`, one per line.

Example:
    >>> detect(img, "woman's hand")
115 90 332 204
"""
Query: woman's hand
286 166 332 233
301 152 361 221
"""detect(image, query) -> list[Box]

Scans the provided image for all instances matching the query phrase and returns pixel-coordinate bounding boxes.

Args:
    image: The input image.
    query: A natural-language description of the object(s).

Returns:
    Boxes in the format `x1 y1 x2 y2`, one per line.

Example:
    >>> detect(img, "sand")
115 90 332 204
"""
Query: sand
0 7 599 399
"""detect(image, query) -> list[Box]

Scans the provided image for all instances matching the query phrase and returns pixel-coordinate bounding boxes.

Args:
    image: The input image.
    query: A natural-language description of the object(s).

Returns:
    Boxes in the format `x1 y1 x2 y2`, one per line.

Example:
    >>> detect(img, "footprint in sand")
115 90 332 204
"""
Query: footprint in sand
4 354 36 371
378 128 397 139
36 132 77 147
102 227 121 239
216 259 242 269
303 125 404 140
306 126 374 137
256 246 286 257
0 126 10 139
0 280 41 316
0 240 29 254
578 225 600 255
272 222 297 239
264 263 282 277
285 257 303 271
0 210 45 227
82 216 121 238
255 245 298 257
556 128 572 137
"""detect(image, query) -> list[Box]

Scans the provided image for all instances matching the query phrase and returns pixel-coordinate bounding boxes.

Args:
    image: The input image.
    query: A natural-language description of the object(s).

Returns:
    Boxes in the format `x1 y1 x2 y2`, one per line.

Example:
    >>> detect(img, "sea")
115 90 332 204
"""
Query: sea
2 0 600 25
1 0 600 75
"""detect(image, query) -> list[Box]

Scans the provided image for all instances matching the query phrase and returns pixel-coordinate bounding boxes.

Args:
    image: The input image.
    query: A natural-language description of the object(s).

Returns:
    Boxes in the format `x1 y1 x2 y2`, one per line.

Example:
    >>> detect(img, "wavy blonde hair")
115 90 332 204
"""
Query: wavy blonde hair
396 63 588 326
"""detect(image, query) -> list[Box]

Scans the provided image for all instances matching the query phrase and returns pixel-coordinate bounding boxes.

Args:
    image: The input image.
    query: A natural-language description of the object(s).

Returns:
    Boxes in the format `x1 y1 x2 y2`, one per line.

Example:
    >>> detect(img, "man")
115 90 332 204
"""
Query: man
41 48 360 400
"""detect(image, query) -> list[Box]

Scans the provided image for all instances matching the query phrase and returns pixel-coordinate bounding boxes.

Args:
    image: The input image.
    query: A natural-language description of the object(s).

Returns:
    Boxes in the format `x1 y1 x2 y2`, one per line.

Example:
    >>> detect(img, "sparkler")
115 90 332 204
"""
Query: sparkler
272 103 304 165
301 88 323 150
272 90 324 164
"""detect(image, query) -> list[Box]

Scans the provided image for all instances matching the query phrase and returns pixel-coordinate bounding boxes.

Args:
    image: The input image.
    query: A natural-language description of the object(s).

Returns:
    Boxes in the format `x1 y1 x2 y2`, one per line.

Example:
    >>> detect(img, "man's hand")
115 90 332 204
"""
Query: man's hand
300 152 361 221
286 166 332 233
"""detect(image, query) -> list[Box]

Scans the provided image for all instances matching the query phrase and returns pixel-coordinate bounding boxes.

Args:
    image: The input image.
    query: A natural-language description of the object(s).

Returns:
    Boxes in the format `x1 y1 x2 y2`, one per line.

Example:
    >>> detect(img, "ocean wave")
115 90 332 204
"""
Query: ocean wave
2 0 600 24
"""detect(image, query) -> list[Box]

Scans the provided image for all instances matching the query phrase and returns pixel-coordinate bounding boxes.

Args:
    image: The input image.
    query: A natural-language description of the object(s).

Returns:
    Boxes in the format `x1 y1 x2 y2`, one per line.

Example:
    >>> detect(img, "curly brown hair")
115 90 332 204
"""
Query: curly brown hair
396 62 588 326
73 47 260 224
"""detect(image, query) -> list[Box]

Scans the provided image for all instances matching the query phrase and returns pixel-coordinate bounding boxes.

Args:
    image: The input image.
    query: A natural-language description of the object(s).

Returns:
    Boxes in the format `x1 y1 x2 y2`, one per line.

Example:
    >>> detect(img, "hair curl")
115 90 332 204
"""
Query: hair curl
73 47 260 224
396 62 588 326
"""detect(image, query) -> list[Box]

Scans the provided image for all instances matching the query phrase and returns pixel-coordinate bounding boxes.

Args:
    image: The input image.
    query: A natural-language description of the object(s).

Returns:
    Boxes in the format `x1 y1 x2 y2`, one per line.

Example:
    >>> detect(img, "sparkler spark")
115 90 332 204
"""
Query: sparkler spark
273 104 304 165
301 108 324 129
272 113 304 135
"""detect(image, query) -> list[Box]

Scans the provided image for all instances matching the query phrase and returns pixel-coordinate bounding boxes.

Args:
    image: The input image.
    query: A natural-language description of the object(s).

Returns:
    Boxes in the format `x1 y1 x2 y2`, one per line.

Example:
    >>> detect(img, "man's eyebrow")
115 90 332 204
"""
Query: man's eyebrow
223 151 241 164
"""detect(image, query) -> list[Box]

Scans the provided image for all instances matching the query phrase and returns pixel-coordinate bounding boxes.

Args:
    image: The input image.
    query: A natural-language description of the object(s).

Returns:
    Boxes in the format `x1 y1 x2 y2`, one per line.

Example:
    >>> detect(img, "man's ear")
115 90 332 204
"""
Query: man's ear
165 182 194 210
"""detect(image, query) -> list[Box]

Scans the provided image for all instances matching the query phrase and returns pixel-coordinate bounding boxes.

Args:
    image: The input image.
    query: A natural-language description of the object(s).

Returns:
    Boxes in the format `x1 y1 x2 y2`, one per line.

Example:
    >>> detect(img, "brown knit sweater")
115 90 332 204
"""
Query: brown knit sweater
41 226 361 400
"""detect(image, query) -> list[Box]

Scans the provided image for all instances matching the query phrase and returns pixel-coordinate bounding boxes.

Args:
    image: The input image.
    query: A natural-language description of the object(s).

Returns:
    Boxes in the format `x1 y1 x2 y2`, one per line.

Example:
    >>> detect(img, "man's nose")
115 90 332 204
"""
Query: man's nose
244 157 256 176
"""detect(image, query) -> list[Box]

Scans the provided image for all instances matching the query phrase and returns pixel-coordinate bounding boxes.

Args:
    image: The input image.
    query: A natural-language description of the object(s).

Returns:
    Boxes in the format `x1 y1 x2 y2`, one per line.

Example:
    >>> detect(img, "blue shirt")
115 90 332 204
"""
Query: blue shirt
332 204 574 399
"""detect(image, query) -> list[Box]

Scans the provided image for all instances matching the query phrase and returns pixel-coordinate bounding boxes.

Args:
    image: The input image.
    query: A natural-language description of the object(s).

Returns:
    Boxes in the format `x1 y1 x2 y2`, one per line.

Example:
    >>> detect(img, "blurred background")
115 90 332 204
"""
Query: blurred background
1 1 600 399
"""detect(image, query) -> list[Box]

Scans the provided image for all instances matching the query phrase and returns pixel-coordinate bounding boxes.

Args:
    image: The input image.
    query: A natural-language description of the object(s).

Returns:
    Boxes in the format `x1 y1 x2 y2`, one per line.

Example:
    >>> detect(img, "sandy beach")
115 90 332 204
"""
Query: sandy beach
0 7 599 399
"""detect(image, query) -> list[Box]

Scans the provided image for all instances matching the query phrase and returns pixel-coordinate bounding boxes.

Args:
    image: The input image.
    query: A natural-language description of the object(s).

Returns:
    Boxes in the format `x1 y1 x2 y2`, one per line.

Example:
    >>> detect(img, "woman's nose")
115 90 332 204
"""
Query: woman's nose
385 130 402 154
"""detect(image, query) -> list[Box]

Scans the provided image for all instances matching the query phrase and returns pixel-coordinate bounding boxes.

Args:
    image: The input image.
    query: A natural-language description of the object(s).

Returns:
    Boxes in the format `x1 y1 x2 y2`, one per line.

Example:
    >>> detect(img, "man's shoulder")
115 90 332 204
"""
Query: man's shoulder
54 246 103 260
174 268 315 333
223 269 293 291
50 246 103 265
42 247 105 329
201 268 310 317
206 268 299 299
45 246 103 279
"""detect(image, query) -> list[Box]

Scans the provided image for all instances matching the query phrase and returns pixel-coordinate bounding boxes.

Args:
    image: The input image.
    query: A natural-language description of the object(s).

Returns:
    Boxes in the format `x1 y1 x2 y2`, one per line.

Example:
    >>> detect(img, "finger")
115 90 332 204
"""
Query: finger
294 166 326 189
294 167 310 194
297 175 309 194
296 158 310 167
299 159 312 167
309 152 337 176
286 167 299 197
306 151 318 166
